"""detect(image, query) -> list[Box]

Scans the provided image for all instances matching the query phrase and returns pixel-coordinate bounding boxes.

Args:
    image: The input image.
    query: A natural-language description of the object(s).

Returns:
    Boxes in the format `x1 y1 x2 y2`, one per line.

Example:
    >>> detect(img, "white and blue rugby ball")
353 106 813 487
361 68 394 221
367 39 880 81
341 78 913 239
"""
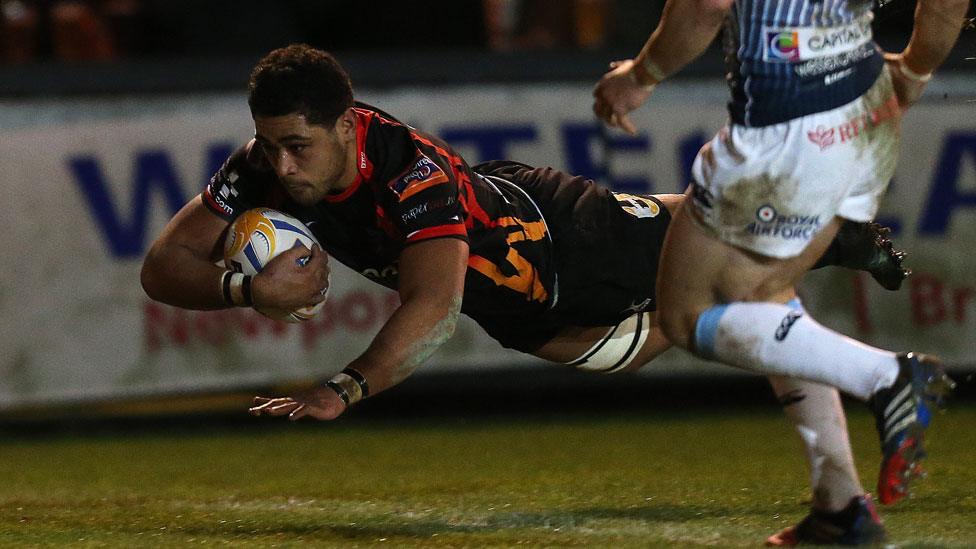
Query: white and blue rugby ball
223 208 327 322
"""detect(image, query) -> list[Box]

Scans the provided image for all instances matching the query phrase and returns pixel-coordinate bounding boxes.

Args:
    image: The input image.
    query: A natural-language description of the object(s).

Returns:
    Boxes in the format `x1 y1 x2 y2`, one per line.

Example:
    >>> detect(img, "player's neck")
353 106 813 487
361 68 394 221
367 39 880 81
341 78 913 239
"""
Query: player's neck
332 138 361 192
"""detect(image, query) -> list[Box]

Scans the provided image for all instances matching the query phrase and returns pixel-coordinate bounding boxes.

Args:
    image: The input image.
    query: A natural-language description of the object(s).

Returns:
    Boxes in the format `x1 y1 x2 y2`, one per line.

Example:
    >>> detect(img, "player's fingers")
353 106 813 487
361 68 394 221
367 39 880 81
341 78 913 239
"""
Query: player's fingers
281 244 311 260
267 401 301 415
288 404 308 421
249 397 278 415
618 114 638 136
610 111 637 135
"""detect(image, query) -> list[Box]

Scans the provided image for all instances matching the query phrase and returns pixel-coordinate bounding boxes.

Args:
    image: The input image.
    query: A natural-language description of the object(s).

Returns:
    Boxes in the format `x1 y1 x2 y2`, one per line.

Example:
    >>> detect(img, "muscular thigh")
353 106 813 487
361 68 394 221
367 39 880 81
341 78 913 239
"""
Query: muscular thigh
655 200 840 348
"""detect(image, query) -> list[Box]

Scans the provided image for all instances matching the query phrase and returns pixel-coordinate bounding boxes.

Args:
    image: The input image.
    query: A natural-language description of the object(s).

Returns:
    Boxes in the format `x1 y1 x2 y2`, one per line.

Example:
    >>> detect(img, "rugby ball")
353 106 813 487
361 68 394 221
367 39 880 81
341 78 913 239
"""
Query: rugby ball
223 208 327 322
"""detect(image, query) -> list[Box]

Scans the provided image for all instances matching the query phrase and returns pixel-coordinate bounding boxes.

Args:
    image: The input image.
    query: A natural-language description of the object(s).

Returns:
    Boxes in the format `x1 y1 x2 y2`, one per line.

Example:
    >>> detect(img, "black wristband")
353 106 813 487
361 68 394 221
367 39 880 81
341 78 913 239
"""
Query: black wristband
341 367 370 398
326 380 350 404
221 271 233 305
241 275 254 306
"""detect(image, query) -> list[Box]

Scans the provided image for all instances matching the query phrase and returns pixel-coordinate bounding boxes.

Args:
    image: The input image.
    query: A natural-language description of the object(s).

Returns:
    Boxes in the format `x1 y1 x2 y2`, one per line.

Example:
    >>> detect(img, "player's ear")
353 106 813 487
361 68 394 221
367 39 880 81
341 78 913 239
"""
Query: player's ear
334 107 356 142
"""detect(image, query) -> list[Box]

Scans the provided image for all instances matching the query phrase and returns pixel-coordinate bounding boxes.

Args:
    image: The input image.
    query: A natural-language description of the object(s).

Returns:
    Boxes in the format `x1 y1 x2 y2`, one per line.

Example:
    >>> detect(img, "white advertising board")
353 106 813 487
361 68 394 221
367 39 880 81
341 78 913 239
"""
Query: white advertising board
0 80 973 409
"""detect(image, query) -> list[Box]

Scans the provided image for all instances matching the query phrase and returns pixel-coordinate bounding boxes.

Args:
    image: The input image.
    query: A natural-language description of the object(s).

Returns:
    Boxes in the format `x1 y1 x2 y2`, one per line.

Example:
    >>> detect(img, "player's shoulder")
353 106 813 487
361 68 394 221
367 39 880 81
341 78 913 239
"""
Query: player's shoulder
385 151 454 205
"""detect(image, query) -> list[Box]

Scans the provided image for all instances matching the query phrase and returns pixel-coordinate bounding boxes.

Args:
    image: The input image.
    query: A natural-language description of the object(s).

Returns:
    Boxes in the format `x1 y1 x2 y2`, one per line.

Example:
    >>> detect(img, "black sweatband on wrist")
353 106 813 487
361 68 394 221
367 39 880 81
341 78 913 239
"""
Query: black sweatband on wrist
341 367 370 398
326 380 350 404
221 271 234 305
241 275 254 306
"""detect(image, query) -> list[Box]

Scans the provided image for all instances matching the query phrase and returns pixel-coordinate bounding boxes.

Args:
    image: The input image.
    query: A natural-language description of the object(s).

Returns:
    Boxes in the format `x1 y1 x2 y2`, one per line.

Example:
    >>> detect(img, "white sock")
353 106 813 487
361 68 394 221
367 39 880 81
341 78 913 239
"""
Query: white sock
695 301 899 400
769 375 864 512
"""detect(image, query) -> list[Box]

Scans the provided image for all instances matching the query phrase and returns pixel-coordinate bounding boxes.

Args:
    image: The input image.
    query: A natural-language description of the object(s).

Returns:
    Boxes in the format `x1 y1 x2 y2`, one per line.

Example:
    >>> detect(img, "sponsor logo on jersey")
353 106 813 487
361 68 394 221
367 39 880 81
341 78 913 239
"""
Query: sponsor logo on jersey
807 126 836 151
393 155 449 200
808 95 899 151
400 196 457 224
204 185 233 215
746 212 822 241
766 31 800 62
794 44 875 77
756 204 777 223
824 67 855 86
763 16 872 64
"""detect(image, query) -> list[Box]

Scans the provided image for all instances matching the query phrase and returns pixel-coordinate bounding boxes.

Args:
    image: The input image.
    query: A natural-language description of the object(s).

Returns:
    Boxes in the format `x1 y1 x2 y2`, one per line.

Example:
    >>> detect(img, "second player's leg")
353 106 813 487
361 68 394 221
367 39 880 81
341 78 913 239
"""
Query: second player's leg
655 202 906 403
655 196 842 351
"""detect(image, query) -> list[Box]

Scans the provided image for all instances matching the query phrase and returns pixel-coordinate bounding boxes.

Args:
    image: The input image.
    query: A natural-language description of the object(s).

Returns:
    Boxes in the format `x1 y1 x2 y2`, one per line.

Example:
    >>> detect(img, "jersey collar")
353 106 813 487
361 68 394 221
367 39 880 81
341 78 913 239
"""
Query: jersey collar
323 108 375 203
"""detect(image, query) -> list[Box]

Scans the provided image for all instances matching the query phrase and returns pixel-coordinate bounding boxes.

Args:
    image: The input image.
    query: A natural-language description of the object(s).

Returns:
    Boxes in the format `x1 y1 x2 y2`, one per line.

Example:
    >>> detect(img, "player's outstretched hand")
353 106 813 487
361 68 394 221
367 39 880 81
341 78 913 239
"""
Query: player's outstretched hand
249 384 346 421
252 244 330 311
884 53 928 111
592 59 654 136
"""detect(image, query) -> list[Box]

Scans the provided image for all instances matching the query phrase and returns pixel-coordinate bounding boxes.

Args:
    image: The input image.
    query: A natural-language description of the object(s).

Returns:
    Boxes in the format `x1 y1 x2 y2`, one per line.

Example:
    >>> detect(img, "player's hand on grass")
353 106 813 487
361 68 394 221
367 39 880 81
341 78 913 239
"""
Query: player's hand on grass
884 53 928 111
592 59 654 136
251 244 330 311
249 384 346 421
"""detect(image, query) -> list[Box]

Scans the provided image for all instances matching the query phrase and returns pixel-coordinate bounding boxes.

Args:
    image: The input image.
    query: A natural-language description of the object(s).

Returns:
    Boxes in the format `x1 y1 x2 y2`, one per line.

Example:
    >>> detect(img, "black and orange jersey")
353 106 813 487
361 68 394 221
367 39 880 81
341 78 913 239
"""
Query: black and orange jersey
203 104 555 324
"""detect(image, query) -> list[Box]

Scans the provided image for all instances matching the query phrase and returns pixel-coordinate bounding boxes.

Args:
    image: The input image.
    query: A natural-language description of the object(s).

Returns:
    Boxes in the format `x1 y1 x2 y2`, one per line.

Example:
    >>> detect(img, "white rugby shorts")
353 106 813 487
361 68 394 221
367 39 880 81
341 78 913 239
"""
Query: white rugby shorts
689 67 901 258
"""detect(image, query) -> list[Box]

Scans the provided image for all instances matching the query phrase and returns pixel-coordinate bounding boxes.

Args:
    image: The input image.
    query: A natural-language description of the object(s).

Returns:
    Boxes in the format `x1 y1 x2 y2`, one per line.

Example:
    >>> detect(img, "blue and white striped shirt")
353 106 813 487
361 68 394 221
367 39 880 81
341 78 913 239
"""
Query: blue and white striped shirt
726 0 883 126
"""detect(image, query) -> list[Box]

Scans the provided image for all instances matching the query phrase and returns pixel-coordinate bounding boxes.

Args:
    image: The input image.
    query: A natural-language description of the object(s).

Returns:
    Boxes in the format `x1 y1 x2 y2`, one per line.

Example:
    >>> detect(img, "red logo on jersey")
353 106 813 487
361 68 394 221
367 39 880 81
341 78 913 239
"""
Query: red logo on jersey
807 95 900 152
807 126 836 151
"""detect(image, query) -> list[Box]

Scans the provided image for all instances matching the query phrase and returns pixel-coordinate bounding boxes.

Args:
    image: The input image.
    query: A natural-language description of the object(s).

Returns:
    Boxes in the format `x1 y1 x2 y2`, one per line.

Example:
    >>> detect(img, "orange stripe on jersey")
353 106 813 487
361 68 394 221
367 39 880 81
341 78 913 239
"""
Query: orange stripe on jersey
469 250 548 303
497 217 547 242
407 224 467 243
398 171 450 202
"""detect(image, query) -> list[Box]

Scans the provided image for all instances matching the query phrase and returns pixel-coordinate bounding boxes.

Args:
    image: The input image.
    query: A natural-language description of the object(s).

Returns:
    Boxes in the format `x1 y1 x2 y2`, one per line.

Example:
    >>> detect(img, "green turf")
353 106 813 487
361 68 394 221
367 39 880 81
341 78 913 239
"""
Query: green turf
1 404 974 547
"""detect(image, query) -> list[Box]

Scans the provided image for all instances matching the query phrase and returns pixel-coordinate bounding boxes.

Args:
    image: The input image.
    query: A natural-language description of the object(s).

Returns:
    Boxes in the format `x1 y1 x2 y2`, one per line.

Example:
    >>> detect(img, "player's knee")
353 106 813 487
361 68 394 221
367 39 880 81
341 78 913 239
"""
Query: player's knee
657 308 696 351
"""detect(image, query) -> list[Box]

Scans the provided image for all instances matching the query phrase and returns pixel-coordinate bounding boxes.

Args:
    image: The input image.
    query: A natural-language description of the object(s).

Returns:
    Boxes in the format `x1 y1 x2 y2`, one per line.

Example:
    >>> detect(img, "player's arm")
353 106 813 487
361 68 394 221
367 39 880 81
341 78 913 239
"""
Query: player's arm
884 0 970 108
592 0 732 135
250 237 467 421
141 195 235 310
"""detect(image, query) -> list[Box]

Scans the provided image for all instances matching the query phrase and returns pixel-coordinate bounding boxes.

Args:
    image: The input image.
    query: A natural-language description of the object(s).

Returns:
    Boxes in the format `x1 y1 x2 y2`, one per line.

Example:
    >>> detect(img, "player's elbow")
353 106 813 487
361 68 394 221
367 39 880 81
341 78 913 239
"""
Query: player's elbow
140 246 168 302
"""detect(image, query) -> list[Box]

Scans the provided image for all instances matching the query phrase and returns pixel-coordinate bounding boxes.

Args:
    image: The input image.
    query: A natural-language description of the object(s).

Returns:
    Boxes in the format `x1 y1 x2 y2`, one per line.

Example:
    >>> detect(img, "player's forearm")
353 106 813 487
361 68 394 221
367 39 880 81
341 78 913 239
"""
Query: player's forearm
345 293 463 396
141 243 229 310
902 0 970 74
634 0 730 83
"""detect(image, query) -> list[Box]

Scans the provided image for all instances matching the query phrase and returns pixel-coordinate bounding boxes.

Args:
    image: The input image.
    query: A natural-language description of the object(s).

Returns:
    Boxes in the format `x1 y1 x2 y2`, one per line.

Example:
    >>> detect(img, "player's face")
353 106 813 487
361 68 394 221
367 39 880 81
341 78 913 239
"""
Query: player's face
253 111 357 205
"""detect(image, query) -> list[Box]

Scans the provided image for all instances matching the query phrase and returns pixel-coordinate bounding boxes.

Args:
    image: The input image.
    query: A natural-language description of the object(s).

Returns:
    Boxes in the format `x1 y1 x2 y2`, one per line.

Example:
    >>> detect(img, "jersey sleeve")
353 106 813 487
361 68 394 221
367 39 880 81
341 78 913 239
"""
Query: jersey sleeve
201 144 276 221
391 153 468 245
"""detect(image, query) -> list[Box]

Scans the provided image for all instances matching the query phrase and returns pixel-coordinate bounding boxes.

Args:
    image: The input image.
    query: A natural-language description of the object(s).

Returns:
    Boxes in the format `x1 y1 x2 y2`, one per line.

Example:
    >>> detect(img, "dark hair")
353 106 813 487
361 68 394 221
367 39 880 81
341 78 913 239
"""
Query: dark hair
247 44 354 126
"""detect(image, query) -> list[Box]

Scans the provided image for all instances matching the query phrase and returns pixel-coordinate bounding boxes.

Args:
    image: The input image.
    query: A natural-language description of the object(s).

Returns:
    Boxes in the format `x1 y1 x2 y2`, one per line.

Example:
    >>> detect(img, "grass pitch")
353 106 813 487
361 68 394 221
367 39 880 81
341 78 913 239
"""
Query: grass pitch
1 402 974 547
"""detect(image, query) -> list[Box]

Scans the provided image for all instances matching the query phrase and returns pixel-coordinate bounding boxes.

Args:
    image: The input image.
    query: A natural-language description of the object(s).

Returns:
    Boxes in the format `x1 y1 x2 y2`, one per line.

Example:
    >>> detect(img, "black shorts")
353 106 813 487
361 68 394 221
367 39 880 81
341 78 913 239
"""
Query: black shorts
469 161 672 353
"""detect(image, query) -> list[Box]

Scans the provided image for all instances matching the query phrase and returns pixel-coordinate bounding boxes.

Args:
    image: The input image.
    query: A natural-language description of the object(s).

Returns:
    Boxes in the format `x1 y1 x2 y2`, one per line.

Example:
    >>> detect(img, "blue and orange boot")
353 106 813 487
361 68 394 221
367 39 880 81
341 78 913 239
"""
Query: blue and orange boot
870 352 955 504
